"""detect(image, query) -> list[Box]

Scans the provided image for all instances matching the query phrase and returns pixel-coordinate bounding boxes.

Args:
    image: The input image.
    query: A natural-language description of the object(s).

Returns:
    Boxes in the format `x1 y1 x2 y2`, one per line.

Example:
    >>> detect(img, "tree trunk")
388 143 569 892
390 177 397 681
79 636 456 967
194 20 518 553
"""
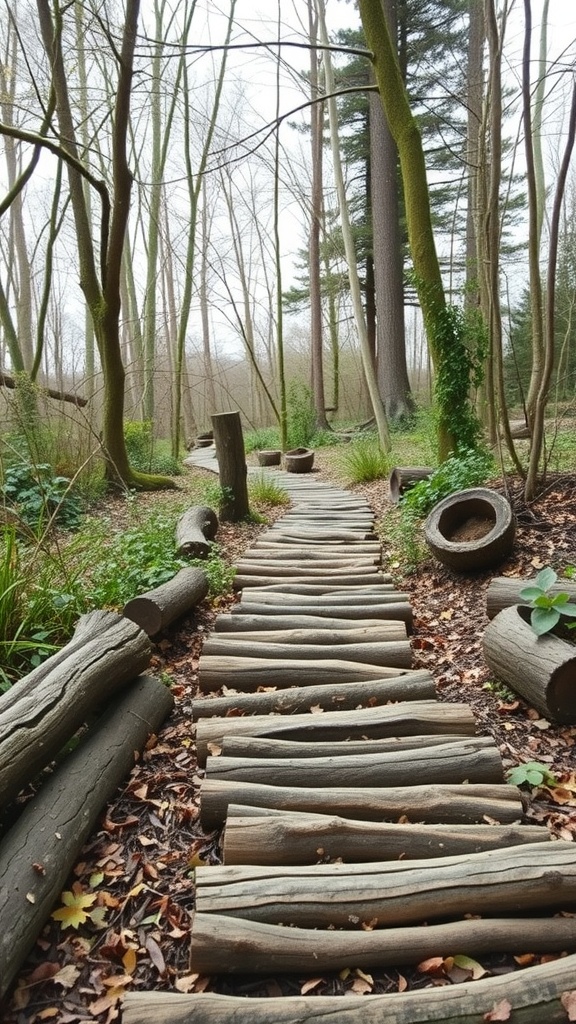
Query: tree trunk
194 701 476 766
0 675 173 1000
123 566 209 635
0 610 151 810
175 505 219 557
211 411 250 521
122 951 576 1024
192 671 435 719
199 777 525 830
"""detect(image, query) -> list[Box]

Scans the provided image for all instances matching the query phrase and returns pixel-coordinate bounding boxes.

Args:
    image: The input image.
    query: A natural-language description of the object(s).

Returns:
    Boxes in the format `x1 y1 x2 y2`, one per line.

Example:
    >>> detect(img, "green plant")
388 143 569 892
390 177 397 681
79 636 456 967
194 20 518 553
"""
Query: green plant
518 567 576 637
244 427 281 453
482 679 517 702
286 381 316 449
1 462 84 533
88 513 188 609
339 436 388 483
400 448 494 520
506 761 558 787
124 422 181 476
248 473 289 506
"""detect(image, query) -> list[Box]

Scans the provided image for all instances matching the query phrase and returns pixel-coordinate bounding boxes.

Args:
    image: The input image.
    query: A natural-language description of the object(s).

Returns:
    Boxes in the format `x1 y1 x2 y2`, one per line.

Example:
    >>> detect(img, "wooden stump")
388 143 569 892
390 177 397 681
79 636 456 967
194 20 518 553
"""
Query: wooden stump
389 466 433 503
123 566 208 635
212 411 250 521
175 505 218 557
483 604 576 722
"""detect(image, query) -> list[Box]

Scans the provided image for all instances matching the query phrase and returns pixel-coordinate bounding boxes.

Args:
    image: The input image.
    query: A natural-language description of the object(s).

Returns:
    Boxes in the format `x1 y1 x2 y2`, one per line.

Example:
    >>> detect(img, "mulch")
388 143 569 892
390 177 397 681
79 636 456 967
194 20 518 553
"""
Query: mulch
2 470 576 1021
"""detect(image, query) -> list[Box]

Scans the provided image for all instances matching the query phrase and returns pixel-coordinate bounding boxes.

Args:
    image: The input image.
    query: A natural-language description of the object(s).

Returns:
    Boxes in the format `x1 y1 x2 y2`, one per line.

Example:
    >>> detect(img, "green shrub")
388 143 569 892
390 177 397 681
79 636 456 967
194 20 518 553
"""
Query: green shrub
124 422 181 476
400 448 494 519
1 462 84 533
286 381 316 449
248 473 290 506
244 427 281 453
339 436 389 483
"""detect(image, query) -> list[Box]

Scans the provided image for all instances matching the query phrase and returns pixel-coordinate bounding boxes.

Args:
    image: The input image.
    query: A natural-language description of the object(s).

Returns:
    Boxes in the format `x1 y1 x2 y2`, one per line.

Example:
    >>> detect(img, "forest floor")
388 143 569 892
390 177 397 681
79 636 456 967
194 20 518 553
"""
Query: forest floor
3 455 576 1022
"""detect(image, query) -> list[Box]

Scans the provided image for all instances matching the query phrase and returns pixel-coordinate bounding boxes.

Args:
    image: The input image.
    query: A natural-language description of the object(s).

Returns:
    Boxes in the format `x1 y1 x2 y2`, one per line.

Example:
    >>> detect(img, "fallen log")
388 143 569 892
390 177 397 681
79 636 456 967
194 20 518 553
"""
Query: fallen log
191 912 570 977
0 610 151 810
123 566 208 635
199 778 525 829
192 670 436 719
222 809 546 865
195 701 476 765
197 655 412 693
0 674 173 1000
389 466 433 503
213 614 406 635
121 952 576 1024
175 505 218 557
483 605 576 723
199 638 412 668
205 738 503 789
218 733 462 759
0 370 87 407
486 575 576 619
194 840 576 927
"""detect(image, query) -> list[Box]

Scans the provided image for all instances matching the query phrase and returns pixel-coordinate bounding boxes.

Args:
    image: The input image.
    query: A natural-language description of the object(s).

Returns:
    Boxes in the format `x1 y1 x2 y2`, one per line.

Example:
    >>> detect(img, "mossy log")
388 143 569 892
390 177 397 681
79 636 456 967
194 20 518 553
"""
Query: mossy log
175 505 218 557
0 610 151 810
199 778 525 829
123 566 208 635
194 841 576 927
0 675 173 999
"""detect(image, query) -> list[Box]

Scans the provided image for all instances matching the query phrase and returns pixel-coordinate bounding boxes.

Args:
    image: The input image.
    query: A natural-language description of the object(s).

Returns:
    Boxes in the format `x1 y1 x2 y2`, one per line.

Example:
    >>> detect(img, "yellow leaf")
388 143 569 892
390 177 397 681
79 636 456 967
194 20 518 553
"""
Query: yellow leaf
122 948 138 974
355 968 374 985
51 890 97 930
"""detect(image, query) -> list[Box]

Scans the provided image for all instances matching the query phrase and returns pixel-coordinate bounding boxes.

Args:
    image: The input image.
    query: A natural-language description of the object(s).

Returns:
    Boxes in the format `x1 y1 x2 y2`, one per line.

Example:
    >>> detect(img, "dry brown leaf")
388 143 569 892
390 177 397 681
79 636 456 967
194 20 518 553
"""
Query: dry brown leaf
207 742 222 756
175 974 199 993
350 977 373 994
300 977 324 994
397 973 408 992
52 964 81 989
561 991 576 1021
145 934 167 976
483 998 512 1021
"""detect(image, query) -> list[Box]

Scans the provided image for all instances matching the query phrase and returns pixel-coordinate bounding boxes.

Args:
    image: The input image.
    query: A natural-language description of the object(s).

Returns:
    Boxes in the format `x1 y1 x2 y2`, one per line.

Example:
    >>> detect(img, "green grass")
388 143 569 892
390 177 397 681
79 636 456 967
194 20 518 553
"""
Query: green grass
248 473 290 506
338 436 389 483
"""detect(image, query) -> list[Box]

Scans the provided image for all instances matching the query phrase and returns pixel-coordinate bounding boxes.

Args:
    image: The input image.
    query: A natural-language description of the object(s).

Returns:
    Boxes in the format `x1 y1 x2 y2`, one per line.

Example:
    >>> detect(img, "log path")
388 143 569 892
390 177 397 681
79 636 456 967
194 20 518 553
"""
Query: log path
124 447 576 1023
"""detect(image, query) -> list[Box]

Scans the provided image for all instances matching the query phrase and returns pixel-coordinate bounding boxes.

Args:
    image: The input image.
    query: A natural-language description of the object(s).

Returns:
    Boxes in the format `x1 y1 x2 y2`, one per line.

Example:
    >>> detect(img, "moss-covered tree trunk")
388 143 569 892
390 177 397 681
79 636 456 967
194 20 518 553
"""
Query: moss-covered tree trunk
358 0 465 459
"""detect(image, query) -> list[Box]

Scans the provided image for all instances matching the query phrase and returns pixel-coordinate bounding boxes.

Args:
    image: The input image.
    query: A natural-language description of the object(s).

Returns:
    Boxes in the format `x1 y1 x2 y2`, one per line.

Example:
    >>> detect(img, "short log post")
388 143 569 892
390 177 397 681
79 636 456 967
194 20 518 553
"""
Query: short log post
211 411 250 521
389 466 433 503
175 505 218 557
483 604 576 723
123 566 209 635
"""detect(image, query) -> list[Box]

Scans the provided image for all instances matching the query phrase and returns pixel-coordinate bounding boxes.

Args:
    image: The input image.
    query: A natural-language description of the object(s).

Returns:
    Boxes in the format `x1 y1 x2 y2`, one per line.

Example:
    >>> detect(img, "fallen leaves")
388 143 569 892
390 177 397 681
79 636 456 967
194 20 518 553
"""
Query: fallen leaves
51 887 98 930
483 998 512 1021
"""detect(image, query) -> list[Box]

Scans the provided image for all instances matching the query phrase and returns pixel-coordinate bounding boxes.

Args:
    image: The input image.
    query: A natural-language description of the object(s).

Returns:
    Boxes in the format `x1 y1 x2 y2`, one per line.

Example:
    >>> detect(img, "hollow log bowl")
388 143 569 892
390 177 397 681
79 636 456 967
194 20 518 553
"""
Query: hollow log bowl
424 487 515 571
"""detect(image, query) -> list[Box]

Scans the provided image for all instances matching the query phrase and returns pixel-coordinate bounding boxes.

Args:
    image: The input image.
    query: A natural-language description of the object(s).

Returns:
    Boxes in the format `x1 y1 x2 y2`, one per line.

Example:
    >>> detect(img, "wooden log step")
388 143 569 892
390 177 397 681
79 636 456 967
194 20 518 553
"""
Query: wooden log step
234 573 388 590
205 738 503 789
214 614 406 635
222 808 546 865
238 586 399 601
264 530 377 542
487 575 576 619
253 541 381 553
208 624 407 645
234 562 381 578
122 952 576 1024
189 912 574 979
199 778 525 829
195 701 477 764
192 671 436 720
199 638 412 668
218 733 462 759
239 549 380 565
197 655 412 693
231 603 413 628
194 841 576 927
